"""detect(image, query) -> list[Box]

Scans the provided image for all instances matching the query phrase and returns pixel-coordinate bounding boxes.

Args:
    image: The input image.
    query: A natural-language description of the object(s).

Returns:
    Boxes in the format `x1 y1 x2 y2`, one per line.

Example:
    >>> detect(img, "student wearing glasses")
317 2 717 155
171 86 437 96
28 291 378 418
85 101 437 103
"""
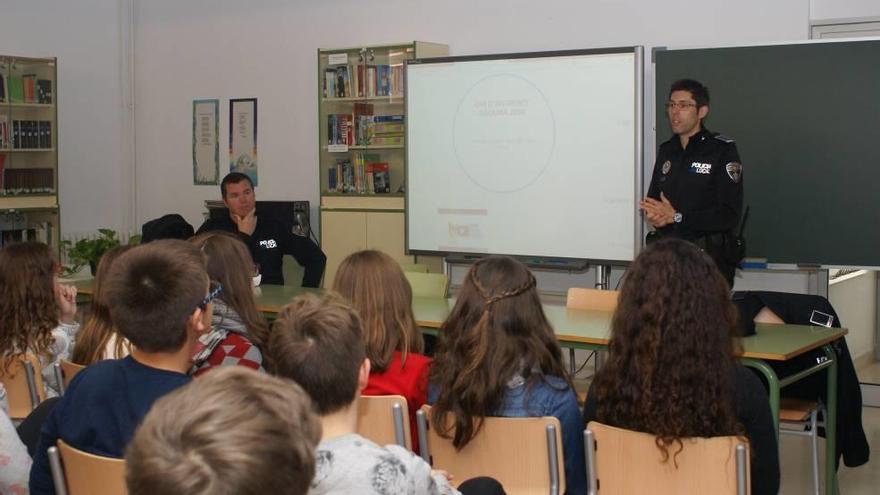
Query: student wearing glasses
640 79 744 286
29 240 213 495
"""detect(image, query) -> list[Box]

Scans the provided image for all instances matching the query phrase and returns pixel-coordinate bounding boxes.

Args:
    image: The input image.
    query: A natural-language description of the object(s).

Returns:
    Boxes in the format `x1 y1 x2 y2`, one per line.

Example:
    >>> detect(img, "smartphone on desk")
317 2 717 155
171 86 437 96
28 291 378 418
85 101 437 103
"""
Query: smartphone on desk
809 310 834 328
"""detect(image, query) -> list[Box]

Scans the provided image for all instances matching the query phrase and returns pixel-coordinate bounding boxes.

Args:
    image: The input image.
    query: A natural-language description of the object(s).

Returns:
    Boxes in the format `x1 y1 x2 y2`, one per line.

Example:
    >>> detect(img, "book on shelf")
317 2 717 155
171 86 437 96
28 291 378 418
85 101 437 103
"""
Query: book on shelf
327 114 353 146
0 73 5 102
373 114 404 123
0 221 52 248
368 162 391 193
353 102 374 146
370 135 404 146
370 122 404 134
7 76 23 103
22 75 36 103
0 115 8 149
2 168 55 194
329 153 392 195
8 120 52 149
36 79 52 104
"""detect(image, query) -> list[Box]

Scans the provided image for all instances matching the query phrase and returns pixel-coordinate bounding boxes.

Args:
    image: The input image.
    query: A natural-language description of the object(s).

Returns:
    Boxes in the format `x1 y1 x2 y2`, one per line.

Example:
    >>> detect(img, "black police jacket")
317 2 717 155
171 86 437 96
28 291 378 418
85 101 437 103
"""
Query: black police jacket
647 127 743 240
197 214 326 287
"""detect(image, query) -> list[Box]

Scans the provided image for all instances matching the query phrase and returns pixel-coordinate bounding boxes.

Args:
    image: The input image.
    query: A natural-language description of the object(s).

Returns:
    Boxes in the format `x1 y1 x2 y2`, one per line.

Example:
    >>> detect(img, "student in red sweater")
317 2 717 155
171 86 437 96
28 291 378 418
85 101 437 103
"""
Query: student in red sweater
332 250 429 448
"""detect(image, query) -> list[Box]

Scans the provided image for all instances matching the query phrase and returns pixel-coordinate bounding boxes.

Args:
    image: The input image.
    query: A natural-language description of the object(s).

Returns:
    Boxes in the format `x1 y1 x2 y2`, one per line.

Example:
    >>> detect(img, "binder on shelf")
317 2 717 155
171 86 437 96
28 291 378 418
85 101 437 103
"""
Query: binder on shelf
36 79 52 104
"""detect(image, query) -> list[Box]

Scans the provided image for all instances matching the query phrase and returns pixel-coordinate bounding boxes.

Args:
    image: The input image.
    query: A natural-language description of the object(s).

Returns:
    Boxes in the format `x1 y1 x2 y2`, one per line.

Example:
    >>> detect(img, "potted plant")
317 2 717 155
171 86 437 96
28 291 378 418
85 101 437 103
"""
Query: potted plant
61 229 134 276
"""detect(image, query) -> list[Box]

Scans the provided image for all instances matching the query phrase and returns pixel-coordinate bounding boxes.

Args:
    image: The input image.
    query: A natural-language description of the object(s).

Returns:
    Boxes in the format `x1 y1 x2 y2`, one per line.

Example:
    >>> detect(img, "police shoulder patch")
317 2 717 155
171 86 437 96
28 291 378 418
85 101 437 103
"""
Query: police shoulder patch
726 162 743 183
714 134 735 143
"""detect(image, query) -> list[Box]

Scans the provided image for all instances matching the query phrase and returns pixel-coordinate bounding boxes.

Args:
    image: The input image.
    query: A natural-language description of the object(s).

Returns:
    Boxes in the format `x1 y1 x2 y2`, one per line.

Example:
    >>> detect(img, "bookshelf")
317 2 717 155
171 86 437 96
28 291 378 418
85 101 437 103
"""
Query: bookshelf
318 42 447 284
0 55 59 250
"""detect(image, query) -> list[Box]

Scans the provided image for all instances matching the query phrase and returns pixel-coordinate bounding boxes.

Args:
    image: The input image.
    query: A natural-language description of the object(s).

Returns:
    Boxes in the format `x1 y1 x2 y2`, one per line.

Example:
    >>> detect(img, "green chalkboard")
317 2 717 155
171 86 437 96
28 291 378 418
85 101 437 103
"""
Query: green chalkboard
655 40 880 266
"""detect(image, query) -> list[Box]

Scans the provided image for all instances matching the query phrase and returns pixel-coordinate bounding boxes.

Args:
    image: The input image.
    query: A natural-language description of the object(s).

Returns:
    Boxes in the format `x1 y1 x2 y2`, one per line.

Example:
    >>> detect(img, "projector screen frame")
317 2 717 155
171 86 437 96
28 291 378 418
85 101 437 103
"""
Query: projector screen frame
404 46 645 265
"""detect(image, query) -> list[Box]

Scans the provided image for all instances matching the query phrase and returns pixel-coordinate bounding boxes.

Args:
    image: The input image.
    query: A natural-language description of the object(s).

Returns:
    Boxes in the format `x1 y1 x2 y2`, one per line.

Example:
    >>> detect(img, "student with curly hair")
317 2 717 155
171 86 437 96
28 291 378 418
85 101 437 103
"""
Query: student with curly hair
0 242 79 404
332 250 429 448
583 238 779 495
429 256 585 494
189 231 269 375
71 245 134 365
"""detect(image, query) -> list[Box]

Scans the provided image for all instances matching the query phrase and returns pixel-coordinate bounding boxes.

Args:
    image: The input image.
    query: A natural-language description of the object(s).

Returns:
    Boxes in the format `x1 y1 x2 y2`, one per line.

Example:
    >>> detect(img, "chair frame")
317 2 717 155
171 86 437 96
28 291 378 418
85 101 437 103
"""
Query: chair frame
779 399 824 495
356 395 411 450
416 408 563 495
48 439 126 495
0 354 44 418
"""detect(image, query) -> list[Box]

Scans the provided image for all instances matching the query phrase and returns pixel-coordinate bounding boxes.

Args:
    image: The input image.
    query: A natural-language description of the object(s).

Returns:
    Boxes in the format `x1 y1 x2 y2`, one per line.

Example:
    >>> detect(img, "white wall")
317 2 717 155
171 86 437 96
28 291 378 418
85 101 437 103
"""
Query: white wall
829 271 876 363
0 0 132 238
132 0 810 233
811 0 880 21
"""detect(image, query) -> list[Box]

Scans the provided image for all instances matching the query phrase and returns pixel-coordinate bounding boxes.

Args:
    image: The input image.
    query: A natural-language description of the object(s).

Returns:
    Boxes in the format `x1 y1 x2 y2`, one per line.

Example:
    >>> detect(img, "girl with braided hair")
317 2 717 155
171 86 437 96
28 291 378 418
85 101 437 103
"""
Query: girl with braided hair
429 256 585 494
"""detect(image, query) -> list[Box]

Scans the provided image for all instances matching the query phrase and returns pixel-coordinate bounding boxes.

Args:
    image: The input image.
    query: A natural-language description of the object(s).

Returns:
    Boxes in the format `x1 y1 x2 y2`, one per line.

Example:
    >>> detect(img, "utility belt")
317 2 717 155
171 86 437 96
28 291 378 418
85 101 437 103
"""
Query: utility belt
647 230 745 266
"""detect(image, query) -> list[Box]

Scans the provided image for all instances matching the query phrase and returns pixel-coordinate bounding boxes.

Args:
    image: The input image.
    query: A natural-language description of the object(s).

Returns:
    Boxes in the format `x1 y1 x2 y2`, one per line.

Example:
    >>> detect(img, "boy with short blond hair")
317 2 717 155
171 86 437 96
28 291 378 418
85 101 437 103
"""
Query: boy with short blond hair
126 366 321 495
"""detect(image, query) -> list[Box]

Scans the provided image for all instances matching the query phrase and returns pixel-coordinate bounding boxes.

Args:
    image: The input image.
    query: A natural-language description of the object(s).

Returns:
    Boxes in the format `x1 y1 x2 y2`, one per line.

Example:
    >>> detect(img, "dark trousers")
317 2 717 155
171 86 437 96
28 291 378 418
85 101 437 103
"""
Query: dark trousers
458 477 506 495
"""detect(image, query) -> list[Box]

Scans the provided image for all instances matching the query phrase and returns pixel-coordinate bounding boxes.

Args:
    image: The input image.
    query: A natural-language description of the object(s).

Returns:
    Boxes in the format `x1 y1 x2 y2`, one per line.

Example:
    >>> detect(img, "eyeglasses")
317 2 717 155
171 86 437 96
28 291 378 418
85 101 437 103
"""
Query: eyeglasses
199 281 223 310
666 101 697 111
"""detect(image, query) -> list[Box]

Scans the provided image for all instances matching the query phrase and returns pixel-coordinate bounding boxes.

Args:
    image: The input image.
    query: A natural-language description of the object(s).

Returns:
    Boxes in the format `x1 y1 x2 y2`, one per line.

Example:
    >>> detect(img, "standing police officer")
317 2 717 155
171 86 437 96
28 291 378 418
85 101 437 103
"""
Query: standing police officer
640 79 743 286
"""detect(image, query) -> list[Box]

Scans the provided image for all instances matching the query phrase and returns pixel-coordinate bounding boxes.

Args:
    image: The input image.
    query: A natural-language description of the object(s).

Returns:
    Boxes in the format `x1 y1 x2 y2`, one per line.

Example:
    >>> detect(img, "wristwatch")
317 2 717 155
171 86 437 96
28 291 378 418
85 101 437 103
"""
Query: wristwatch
672 212 683 224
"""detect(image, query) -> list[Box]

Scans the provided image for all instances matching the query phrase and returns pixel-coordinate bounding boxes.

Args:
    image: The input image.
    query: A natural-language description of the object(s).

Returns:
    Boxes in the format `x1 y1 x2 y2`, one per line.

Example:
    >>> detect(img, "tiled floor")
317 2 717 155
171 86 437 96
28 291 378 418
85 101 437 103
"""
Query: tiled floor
858 361 880 384
780 406 879 494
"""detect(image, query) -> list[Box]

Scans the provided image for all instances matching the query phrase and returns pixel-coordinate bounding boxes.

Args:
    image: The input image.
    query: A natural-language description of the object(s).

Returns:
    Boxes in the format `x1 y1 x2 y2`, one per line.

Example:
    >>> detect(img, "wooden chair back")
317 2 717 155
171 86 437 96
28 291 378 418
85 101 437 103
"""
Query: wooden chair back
585 421 749 495
60 360 86 388
0 354 45 419
566 288 619 311
417 405 565 495
404 272 449 298
50 439 127 495
356 395 411 450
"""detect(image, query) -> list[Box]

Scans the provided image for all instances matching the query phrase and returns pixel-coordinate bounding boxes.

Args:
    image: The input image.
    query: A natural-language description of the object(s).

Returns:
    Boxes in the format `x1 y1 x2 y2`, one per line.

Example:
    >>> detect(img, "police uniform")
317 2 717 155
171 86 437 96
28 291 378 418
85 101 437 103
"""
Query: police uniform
647 127 744 285
196 214 326 287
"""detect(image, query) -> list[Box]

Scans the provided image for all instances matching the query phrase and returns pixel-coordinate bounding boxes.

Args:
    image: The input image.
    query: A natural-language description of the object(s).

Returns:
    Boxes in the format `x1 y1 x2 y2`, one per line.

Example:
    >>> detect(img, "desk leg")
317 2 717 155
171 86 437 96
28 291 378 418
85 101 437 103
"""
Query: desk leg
823 344 838 495
741 358 781 436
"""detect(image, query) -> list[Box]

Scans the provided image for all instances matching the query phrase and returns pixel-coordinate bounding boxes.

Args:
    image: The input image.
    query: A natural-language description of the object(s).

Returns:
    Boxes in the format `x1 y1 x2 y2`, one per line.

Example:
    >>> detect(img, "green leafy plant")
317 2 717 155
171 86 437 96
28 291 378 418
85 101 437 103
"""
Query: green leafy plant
60 228 126 276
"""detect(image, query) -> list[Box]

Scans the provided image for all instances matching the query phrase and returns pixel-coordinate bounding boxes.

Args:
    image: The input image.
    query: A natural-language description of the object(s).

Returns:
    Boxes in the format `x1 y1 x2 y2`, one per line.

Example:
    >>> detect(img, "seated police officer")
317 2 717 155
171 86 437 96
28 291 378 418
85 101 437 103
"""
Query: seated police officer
640 79 743 286
197 172 326 287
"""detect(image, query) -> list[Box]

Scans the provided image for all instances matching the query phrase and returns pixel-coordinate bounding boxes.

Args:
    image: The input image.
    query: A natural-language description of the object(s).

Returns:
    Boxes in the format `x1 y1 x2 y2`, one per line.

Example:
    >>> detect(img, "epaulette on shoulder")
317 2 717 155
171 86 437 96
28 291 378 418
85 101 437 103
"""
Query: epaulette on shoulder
714 134 735 143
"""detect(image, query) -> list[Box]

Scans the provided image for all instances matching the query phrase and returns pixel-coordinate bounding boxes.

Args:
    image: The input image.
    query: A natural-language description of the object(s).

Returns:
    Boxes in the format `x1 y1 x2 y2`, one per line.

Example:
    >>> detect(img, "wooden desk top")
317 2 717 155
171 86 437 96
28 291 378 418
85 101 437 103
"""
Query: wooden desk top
74 281 846 362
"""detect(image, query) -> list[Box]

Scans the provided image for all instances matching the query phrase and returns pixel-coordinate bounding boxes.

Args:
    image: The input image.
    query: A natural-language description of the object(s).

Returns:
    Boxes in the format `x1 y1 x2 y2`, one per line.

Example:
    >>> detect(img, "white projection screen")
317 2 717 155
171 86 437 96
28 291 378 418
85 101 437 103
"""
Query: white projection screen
406 47 643 263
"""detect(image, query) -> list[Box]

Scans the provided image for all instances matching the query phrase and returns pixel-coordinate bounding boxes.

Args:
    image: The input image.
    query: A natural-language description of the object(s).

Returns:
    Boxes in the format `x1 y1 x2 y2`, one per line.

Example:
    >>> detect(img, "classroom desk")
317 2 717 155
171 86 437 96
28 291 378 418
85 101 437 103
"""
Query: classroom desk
75 281 844 493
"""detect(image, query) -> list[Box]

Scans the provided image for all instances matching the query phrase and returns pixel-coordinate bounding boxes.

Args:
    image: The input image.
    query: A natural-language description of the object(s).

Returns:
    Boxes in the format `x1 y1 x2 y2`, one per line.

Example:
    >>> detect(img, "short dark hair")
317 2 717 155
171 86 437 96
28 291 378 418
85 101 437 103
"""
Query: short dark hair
105 239 208 353
125 367 321 495
220 172 254 199
669 79 710 108
267 292 365 415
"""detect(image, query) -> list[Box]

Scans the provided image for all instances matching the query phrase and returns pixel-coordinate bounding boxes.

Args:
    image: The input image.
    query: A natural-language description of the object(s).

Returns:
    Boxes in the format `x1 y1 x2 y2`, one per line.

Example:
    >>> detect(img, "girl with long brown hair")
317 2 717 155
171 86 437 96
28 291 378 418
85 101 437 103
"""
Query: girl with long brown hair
332 250 429 448
71 245 134 365
189 231 269 375
0 242 79 400
584 238 779 495
429 256 585 494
